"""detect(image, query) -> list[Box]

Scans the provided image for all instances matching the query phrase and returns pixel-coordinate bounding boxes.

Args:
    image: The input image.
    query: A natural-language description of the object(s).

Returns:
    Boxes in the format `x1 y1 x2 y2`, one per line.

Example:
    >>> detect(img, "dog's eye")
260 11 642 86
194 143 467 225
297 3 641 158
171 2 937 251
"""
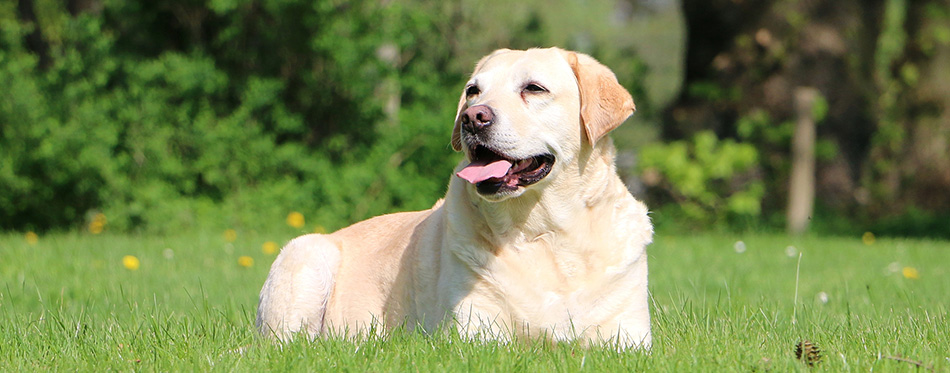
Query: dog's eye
465 85 480 97
523 83 547 93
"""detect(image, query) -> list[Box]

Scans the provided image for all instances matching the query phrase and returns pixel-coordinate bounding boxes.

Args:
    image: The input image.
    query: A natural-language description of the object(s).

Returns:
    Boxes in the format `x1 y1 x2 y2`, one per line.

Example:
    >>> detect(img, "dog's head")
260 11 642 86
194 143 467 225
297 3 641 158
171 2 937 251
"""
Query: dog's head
452 48 635 201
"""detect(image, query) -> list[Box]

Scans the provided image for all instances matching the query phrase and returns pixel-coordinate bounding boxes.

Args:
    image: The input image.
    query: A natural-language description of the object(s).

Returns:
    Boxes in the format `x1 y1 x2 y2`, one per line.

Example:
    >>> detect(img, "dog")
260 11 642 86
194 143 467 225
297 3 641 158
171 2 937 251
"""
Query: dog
257 47 653 349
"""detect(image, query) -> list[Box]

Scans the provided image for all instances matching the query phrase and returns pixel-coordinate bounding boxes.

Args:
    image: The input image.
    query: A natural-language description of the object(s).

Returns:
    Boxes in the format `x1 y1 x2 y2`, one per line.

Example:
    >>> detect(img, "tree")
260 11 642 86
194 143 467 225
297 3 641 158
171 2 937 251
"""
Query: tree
662 0 950 233
871 0 950 217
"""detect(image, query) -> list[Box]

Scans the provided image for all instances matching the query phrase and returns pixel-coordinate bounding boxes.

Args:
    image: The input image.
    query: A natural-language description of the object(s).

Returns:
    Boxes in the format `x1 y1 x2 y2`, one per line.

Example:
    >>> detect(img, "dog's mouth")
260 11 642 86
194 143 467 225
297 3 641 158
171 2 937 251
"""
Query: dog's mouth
456 145 555 195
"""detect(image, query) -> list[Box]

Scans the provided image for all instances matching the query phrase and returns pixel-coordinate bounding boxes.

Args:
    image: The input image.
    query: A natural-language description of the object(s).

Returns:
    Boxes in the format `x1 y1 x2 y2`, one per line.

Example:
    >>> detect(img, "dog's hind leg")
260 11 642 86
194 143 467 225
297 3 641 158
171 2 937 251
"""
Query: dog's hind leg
256 234 341 341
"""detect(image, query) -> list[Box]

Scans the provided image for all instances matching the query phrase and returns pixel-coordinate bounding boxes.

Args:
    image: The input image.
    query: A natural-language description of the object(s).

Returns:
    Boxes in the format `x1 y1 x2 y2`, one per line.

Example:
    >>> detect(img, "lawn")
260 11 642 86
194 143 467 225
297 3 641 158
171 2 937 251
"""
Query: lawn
1 229 947 371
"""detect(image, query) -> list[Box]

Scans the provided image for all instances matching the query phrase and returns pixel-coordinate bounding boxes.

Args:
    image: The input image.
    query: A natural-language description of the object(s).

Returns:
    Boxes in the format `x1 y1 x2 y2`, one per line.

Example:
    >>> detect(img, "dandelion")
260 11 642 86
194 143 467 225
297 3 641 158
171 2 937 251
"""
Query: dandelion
123 255 140 271
262 241 278 255
287 212 305 228
862 231 876 245
89 213 107 234
902 266 920 279
224 229 238 242
238 256 254 268
785 245 798 257
734 241 747 254
816 291 829 304
887 262 901 273
25 231 39 245
313 225 327 234
163 248 175 260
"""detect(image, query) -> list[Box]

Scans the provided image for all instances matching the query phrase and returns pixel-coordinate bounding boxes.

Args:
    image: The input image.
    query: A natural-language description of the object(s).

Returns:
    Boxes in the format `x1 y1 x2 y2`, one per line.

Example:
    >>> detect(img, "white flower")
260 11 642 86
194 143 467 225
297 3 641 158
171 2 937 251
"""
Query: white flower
785 245 798 257
734 241 747 254
887 262 901 273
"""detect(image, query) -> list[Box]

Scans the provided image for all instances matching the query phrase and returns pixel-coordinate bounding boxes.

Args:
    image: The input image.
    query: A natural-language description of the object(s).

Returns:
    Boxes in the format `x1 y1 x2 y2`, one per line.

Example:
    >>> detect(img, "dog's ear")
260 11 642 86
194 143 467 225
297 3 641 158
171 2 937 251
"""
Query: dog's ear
561 50 636 146
452 49 511 151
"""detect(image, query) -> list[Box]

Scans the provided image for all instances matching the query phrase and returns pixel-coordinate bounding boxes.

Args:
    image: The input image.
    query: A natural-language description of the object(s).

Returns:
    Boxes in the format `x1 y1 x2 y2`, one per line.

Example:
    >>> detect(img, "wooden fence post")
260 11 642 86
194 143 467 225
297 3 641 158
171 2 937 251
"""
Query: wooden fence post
788 87 818 235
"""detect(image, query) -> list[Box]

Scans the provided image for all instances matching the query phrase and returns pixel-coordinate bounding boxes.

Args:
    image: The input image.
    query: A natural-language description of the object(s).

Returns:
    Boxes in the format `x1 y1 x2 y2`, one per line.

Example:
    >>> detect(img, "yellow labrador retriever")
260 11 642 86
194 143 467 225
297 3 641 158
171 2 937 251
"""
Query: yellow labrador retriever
257 47 653 349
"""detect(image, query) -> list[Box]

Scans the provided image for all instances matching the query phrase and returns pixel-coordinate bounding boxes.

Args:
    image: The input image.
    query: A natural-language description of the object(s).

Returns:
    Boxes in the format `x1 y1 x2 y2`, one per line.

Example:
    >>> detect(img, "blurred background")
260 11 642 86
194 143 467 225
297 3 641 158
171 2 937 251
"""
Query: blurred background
1 0 947 237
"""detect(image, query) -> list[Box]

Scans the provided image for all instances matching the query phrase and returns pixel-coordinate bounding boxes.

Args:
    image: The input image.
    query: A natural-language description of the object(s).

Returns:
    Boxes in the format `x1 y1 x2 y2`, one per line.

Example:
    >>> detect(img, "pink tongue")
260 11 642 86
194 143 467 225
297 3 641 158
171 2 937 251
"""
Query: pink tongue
456 160 513 184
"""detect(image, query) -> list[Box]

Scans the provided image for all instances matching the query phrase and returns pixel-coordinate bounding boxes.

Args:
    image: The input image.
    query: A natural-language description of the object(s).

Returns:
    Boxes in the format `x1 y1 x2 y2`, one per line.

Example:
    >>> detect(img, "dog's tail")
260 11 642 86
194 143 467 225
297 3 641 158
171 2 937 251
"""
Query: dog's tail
256 234 341 341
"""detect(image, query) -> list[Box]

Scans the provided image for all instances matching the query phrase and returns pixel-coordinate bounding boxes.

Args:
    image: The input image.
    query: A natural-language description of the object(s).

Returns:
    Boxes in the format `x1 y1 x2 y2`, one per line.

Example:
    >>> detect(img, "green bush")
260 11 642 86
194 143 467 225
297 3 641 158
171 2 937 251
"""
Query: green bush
2 0 651 233
639 131 763 229
1 3 460 232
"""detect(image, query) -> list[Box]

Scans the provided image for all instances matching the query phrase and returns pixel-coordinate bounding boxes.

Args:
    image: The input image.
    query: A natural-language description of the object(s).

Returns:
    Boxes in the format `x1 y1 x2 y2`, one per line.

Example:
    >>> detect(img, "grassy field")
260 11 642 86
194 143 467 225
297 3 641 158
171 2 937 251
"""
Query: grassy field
1 228 947 371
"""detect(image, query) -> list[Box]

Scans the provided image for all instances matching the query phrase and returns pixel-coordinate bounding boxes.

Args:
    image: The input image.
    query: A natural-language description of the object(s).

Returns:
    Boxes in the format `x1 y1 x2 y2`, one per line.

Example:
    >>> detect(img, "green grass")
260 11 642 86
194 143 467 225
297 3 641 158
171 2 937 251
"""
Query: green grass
1 229 948 371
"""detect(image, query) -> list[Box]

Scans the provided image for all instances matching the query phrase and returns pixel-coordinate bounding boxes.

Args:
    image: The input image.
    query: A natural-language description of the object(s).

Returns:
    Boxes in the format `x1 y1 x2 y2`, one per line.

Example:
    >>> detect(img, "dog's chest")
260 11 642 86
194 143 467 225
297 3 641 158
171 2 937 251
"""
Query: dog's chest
443 231 640 324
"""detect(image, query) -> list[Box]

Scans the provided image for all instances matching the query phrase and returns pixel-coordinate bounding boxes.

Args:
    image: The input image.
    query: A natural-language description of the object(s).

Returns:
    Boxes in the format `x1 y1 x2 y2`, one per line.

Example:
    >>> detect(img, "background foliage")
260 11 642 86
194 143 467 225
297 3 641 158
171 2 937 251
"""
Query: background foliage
657 0 950 237
2 0 948 236
1 0 663 233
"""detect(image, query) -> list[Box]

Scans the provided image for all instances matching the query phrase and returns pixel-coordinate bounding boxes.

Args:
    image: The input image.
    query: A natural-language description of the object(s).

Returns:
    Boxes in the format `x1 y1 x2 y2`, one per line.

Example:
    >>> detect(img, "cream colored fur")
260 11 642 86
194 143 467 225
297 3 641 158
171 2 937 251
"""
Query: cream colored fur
256 47 653 349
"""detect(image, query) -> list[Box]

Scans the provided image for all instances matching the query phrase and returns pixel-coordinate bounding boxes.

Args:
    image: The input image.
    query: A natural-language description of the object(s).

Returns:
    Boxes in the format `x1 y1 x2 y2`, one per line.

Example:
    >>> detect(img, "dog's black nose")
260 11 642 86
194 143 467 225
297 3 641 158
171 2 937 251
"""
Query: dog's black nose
461 105 494 133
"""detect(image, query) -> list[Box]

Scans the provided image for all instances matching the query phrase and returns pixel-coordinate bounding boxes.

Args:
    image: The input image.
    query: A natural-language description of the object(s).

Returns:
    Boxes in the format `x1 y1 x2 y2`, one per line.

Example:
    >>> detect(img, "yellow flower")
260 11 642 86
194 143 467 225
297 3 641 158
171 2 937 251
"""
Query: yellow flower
286 212 305 228
123 255 140 271
313 225 326 234
861 231 876 245
262 241 278 255
238 256 254 268
25 231 39 245
224 229 238 242
902 266 920 279
89 213 107 234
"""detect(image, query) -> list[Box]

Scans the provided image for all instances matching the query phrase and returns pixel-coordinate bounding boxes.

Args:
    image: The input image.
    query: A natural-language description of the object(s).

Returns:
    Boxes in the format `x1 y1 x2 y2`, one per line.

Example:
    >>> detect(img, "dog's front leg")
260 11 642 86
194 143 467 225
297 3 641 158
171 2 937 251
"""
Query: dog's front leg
257 234 341 341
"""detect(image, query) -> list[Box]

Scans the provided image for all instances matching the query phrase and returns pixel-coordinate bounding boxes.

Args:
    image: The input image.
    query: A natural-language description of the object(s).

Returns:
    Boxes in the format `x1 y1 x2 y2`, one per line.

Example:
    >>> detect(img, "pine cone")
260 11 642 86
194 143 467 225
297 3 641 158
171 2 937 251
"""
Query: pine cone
795 340 822 366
